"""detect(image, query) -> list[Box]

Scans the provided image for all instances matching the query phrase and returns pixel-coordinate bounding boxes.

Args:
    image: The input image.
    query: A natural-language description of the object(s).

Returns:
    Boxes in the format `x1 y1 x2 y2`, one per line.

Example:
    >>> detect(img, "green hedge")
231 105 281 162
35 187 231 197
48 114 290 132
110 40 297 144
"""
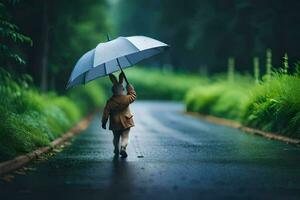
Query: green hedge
241 73 300 137
185 72 300 138
185 74 252 120
0 68 106 161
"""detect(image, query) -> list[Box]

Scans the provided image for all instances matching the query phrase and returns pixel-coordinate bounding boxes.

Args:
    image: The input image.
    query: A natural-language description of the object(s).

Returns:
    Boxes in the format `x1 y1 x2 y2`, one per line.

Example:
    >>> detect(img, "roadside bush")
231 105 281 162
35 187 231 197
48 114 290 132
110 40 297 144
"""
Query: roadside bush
185 74 252 120
67 81 106 114
0 68 106 161
242 73 300 137
185 70 300 138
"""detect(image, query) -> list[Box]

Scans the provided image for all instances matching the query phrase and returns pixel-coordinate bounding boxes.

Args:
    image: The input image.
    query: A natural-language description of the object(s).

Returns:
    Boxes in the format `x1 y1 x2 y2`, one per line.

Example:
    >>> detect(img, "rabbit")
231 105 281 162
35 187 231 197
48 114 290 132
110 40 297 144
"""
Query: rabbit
101 71 137 158
110 72 125 96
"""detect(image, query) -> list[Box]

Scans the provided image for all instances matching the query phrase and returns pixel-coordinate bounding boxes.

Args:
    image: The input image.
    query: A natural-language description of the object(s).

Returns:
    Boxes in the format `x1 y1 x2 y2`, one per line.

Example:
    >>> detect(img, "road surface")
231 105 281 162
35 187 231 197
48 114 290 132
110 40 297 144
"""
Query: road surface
1 101 300 200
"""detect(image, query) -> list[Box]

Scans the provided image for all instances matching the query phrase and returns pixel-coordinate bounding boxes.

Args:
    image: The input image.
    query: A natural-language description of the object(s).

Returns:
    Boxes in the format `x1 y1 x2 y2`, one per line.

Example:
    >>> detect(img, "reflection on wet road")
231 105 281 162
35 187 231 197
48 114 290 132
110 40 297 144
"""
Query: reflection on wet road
1 101 300 200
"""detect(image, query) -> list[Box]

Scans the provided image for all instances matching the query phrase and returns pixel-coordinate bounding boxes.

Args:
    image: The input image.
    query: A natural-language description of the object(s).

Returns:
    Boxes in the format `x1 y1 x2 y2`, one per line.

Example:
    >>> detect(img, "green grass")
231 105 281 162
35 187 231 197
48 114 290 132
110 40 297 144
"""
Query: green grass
241 73 300 137
0 68 106 161
67 80 106 114
185 74 253 120
185 71 300 138
1 64 299 161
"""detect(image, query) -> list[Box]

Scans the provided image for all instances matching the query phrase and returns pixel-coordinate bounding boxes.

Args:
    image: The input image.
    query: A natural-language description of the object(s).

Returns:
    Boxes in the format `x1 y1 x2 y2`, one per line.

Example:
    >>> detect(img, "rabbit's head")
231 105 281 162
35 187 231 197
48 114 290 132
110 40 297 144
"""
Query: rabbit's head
109 73 125 95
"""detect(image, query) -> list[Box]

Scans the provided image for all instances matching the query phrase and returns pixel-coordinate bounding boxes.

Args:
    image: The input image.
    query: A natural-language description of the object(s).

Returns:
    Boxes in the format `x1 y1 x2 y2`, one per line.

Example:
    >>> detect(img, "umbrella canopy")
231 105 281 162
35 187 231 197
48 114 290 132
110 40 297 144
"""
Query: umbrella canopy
66 36 169 89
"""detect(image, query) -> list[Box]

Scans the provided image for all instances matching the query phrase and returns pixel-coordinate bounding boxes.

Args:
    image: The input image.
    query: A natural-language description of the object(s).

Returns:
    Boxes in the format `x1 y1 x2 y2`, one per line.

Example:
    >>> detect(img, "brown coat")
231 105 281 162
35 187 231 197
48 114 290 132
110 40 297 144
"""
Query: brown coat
102 84 136 131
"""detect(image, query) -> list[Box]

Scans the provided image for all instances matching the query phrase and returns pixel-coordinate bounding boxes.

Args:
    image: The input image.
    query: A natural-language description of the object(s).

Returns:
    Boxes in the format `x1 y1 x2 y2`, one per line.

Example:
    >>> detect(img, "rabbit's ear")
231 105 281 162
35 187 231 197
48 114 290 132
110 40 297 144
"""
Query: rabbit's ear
119 72 124 84
109 74 118 84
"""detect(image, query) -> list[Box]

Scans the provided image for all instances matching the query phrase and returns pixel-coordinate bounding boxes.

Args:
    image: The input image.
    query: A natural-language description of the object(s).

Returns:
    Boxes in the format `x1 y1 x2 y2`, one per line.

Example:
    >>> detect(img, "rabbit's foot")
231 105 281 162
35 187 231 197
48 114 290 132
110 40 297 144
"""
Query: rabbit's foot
120 146 128 158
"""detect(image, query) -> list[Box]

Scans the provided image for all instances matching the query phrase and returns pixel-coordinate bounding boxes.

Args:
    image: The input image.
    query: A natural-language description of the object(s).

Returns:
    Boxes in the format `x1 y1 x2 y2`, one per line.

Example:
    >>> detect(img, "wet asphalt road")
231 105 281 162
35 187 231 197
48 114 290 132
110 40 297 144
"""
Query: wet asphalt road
1 101 300 200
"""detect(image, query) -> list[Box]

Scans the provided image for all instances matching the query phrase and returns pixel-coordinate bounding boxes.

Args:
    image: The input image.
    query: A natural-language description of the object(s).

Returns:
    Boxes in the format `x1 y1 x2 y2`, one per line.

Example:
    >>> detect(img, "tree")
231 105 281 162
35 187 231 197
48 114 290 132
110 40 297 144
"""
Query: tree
0 0 32 67
8 0 109 91
114 0 300 73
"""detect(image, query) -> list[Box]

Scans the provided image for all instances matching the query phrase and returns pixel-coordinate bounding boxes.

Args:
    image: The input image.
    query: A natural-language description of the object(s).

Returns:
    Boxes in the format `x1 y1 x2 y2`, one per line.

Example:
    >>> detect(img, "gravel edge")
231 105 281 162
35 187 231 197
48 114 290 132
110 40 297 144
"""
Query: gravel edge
0 112 95 175
185 112 300 146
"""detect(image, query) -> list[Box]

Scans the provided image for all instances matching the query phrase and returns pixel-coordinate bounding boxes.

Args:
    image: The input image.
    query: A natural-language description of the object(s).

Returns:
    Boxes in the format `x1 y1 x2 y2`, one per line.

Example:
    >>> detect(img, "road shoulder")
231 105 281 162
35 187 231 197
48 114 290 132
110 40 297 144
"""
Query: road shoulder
0 112 95 176
185 111 300 146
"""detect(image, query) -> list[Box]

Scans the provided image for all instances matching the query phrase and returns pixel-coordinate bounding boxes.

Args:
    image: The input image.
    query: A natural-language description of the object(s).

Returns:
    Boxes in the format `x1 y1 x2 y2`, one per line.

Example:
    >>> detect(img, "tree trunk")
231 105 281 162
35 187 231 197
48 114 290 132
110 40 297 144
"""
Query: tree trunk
50 74 56 90
40 0 49 91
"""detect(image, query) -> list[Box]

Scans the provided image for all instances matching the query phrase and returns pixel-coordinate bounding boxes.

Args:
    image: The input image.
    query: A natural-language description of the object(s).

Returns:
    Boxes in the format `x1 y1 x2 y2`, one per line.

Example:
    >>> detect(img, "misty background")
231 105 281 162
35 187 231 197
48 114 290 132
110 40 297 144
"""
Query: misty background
1 0 300 91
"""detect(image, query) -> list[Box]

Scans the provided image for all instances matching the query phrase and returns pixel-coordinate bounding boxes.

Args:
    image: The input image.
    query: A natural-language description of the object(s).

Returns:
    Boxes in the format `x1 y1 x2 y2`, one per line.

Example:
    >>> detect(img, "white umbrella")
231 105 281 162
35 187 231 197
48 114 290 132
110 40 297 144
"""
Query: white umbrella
66 35 169 89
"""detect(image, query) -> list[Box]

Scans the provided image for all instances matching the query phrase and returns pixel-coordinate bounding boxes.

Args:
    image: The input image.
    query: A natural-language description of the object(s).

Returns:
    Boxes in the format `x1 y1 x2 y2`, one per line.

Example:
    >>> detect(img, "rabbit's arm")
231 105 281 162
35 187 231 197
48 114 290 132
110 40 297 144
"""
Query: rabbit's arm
101 102 110 125
125 84 137 104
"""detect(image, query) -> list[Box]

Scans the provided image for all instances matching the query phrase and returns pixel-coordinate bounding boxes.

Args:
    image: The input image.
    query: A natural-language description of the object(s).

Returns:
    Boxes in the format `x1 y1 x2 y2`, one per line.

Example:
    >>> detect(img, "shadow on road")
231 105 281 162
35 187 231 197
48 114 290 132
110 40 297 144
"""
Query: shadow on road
105 156 136 199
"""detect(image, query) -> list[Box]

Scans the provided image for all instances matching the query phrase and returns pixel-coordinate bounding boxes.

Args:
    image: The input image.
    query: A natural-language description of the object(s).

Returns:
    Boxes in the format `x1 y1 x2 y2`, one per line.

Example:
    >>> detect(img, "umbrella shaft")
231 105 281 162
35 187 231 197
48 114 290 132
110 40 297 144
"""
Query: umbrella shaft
107 35 129 85
116 58 129 84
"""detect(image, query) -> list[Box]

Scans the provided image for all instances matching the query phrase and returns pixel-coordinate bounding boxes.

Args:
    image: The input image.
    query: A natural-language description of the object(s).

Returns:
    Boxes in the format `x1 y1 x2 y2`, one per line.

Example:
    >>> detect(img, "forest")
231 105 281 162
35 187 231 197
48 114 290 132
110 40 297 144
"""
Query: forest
0 0 299 160
114 0 300 73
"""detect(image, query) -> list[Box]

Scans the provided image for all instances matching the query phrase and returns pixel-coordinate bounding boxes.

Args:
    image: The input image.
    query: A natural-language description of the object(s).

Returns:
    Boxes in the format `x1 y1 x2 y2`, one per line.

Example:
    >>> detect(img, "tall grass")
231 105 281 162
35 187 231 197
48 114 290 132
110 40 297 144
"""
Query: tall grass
242 73 300 136
0 68 106 161
67 80 106 114
186 74 253 120
185 62 300 138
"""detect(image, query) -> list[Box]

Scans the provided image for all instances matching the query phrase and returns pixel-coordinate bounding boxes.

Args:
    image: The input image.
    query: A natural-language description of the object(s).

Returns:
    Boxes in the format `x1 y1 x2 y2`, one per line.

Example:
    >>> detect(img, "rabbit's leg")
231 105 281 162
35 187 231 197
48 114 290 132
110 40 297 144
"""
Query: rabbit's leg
120 128 130 149
120 128 130 158
112 131 121 154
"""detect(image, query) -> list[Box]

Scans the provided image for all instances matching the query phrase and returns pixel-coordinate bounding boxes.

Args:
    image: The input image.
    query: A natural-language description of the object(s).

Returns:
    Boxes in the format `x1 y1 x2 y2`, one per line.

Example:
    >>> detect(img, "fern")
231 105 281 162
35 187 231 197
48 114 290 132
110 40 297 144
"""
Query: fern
0 1 32 65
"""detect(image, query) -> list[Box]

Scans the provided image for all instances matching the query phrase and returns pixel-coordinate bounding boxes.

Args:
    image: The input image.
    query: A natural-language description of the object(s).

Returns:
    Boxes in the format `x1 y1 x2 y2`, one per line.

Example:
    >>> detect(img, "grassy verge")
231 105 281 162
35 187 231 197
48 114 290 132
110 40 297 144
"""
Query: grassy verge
185 71 300 138
241 73 300 137
2 64 298 161
0 68 106 161
185 74 253 121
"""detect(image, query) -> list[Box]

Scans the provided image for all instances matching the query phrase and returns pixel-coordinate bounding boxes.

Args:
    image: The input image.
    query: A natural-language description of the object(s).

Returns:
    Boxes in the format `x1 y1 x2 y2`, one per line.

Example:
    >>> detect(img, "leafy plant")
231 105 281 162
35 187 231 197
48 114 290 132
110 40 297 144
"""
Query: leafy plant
0 68 106 161
185 67 300 137
185 74 252 120
0 1 32 65
242 73 300 136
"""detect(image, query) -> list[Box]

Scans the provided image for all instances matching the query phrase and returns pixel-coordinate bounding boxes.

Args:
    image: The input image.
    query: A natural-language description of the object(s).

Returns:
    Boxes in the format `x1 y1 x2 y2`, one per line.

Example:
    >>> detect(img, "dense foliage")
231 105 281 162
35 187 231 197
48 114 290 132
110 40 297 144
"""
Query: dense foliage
114 0 300 73
186 74 252 120
0 69 106 161
0 0 32 65
0 0 109 161
242 72 300 136
1 0 109 91
185 69 300 138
